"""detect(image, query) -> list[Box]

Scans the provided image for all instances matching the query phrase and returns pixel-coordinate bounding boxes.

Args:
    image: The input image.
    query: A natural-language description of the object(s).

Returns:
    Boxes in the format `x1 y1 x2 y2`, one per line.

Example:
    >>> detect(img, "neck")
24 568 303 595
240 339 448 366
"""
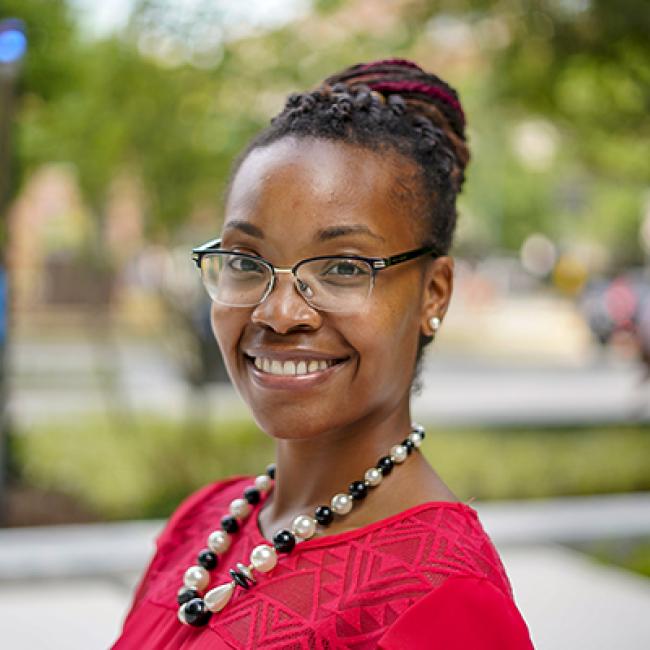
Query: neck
261 404 414 526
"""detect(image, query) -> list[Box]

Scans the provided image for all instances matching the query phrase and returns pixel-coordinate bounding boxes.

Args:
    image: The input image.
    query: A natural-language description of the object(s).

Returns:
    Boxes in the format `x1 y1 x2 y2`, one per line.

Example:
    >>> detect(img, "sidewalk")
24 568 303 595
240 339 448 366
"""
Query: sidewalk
1 494 650 649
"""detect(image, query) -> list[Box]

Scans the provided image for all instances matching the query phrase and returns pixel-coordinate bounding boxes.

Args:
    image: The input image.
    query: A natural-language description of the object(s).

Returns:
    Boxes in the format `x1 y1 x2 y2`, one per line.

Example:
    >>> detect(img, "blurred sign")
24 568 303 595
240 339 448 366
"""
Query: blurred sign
0 18 27 65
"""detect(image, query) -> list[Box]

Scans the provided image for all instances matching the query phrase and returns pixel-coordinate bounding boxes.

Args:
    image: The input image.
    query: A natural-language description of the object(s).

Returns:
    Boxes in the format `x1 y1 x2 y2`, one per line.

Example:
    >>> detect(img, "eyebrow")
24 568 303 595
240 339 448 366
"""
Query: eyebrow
222 220 264 238
316 224 385 242
223 221 386 243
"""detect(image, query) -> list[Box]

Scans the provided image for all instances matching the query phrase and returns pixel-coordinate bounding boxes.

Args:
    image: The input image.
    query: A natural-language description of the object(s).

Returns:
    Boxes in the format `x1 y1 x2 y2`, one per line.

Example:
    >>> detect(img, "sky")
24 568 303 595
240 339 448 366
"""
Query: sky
69 0 310 38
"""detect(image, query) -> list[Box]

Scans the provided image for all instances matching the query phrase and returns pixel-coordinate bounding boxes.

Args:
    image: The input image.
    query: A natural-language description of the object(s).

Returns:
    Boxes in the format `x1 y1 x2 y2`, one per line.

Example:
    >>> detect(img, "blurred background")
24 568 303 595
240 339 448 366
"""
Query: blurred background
0 0 649 648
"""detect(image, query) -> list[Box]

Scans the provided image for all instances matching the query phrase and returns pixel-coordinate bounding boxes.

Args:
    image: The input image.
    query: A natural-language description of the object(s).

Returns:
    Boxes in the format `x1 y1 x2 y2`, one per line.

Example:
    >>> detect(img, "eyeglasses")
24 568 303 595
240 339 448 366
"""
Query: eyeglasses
191 238 440 313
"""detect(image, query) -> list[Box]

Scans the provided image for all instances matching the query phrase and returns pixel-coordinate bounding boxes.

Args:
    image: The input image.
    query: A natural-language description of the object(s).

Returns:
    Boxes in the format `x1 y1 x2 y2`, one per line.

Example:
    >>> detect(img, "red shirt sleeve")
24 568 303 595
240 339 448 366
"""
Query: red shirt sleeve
377 576 534 650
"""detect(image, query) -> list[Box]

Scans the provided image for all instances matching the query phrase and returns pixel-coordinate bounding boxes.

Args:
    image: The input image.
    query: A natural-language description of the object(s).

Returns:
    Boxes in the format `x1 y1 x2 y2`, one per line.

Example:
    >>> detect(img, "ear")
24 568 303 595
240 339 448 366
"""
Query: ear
420 255 454 337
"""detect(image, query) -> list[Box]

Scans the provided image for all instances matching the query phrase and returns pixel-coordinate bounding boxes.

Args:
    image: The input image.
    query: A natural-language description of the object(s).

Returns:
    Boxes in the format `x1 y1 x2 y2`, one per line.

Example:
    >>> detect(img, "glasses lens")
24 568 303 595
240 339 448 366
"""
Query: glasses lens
201 253 271 306
296 257 373 312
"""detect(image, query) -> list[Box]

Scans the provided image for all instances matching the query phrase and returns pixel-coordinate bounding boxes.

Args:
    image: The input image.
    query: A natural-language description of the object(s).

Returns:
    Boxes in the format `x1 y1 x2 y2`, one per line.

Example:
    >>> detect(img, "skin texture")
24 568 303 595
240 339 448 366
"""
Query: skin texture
211 136 457 539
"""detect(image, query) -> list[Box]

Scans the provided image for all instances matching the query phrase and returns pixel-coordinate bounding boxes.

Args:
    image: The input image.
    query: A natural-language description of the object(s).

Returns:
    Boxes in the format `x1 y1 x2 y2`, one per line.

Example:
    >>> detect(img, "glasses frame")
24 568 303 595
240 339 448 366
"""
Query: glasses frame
191 238 441 310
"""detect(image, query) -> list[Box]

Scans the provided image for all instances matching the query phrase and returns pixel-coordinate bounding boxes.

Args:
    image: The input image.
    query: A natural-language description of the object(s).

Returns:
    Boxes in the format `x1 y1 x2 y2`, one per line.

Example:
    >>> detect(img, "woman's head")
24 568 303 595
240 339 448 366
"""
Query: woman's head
229 58 468 257
208 59 469 439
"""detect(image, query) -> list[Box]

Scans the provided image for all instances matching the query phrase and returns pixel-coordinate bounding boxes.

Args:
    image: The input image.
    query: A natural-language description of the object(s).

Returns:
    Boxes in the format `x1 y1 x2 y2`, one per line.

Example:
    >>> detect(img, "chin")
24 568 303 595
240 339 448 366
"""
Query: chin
246 403 336 441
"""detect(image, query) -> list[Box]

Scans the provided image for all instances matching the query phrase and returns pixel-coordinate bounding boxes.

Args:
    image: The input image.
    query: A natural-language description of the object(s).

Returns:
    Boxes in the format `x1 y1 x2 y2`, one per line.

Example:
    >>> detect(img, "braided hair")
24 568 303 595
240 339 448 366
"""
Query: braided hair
227 58 470 258
226 59 469 366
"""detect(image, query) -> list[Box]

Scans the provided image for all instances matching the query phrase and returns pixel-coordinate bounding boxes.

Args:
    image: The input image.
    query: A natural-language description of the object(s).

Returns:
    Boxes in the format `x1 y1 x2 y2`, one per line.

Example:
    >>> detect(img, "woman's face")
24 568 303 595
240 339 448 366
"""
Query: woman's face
211 136 452 439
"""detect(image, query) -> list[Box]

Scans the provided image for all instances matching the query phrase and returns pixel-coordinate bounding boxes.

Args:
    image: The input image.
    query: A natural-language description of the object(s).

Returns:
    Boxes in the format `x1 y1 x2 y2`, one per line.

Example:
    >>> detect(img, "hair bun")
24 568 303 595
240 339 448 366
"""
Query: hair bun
322 58 469 190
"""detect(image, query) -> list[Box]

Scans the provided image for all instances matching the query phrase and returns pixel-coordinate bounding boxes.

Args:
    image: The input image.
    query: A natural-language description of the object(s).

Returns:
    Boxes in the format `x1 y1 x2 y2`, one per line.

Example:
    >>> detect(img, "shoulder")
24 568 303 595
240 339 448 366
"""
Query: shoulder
400 502 514 597
156 475 252 548
119 476 253 624
377 575 534 650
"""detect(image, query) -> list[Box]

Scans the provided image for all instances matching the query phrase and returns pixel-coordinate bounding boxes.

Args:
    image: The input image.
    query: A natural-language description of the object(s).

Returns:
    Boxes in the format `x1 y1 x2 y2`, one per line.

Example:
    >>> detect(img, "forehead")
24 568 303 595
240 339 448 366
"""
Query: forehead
224 137 424 248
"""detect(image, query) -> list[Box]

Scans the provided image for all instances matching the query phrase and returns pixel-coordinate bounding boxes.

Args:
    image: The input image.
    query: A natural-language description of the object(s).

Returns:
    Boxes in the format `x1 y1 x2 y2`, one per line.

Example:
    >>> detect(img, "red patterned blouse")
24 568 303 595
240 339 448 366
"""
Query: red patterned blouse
112 477 533 649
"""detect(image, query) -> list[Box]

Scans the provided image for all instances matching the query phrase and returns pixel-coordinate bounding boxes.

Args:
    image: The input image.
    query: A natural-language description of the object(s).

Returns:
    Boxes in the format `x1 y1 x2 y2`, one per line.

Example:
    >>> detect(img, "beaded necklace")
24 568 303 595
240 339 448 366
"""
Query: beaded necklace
176 423 426 627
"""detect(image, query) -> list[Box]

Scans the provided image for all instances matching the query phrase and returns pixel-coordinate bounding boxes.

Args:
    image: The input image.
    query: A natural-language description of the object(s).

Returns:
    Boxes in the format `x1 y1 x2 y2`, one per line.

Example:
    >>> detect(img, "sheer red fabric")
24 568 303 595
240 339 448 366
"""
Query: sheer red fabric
112 477 533 649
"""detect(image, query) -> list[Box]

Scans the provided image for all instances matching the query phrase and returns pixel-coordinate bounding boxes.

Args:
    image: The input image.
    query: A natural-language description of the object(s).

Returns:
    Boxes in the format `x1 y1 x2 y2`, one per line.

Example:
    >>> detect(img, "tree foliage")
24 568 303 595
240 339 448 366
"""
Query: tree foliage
5 0 648 264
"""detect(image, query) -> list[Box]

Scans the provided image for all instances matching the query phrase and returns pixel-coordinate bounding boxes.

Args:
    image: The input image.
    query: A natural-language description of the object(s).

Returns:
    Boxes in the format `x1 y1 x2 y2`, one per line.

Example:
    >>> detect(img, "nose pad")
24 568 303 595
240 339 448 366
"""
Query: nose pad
296 277 314 300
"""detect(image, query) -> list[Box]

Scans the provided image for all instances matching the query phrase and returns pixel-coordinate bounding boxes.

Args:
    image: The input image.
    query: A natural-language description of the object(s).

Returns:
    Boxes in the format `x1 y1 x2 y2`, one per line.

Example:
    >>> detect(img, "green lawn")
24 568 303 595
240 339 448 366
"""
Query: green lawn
575 539 650 580
14 415 650 520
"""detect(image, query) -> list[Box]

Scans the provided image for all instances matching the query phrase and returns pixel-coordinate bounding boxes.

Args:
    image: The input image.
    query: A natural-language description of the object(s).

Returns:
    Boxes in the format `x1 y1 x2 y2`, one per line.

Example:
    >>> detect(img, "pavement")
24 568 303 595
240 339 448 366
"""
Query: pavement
1 494 650 649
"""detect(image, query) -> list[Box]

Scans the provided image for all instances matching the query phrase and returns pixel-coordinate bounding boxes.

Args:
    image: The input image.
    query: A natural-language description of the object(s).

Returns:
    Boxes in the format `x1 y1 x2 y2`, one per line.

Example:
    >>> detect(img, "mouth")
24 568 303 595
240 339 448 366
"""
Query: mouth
244 355 348 377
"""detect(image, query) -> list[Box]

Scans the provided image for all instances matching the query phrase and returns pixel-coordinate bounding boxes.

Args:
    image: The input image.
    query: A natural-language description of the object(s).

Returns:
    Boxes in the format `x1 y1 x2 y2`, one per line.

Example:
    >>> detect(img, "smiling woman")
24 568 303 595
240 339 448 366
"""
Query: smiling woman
113 59 533 649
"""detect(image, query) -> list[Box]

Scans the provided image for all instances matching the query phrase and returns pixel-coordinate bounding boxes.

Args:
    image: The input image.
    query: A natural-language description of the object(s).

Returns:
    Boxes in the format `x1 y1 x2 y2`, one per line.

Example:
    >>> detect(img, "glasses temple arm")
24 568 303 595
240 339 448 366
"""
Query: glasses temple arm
377 245 440 269
191 238 222 267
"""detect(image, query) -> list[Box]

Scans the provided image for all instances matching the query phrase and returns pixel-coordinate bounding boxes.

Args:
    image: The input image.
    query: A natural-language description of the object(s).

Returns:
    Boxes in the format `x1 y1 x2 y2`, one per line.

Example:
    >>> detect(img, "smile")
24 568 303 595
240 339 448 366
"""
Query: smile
252 357 338 376
243 352 350 390
250 357 345 377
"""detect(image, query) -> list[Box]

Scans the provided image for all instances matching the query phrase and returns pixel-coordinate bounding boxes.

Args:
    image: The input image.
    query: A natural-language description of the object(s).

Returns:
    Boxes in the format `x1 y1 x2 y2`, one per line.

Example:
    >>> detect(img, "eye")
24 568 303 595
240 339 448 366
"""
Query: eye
323 260 369 277
227 255 266 274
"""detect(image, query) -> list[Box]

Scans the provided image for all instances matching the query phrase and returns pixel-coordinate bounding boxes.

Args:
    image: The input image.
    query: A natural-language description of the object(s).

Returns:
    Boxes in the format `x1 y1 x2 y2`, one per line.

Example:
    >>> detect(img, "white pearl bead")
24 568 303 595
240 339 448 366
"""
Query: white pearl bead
291 514 316 539
229 498 250 518
254 474 272 492
183 565 209 590
250 544 278 573
411 422 425 434
390 444 408 463
408 431 423 448
204 582 235 613
207 530 230 554
364 467 383 486
331 493 353 515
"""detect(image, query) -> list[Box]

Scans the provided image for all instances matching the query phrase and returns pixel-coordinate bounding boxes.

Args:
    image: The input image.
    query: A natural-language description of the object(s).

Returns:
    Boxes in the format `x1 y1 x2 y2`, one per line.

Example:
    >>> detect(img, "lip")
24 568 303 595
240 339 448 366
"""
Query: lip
244 354 351 391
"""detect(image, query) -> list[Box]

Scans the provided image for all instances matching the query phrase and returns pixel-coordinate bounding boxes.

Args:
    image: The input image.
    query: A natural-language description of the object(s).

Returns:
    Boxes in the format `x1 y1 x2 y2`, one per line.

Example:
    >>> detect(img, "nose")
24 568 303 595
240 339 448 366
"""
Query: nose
250 271 322 334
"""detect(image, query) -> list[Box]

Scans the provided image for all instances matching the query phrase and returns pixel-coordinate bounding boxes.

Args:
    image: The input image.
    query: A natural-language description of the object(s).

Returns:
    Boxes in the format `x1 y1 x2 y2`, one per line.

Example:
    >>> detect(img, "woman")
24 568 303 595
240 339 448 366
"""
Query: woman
113 58 534 649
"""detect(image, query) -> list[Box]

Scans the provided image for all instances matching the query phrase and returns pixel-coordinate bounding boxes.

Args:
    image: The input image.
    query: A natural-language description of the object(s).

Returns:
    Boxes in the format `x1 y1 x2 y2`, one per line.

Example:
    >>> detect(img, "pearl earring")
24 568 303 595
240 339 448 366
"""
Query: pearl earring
429 316 441 333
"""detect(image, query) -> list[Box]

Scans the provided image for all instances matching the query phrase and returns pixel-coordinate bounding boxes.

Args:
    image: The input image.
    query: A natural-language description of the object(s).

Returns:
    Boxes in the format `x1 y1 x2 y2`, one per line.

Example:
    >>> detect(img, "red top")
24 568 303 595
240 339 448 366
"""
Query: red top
112 477 533 649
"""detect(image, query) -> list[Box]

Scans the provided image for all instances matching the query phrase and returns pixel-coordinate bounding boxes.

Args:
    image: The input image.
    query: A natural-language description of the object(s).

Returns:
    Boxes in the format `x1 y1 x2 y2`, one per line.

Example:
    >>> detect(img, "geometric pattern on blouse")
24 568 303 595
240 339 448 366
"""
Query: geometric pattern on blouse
132 477 513 649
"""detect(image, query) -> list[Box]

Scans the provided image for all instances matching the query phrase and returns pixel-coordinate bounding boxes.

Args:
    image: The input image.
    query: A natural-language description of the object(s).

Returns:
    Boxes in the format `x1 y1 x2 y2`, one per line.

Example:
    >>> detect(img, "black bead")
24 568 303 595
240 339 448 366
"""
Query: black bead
183 598 212 627
197 548 218 570
402 438 415 454
331 82 348 94
417 429 426 440
314 505 334 526
273 529 296 553
230 567 252 590
177 587 199 606
348 480 368 500
221 515 239 534
266 463 276 479
244 487 261 505
377 456 394 475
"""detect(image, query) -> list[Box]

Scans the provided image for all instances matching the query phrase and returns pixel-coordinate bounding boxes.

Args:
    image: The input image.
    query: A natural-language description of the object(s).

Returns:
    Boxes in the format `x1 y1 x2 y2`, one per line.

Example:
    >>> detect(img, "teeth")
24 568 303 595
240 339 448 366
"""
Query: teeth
252 357 338 376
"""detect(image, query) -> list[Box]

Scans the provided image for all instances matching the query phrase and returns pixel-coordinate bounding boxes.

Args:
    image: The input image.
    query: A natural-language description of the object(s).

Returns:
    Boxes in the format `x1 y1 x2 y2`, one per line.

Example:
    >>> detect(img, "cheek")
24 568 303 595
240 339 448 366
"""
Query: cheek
350 284 422 383
210 304 247 373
